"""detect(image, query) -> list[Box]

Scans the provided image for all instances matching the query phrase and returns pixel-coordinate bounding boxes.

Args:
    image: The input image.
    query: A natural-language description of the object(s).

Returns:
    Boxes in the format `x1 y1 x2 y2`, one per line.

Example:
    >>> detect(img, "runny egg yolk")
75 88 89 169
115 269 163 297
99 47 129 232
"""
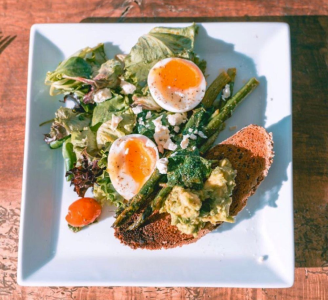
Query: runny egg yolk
124 139 156 189
154 59 202 91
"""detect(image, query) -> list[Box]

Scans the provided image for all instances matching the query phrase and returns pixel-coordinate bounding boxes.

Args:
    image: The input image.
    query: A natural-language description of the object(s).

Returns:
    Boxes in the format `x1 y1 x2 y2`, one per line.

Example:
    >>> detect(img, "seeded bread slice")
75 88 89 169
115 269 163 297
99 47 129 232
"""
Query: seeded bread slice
114 124 274 250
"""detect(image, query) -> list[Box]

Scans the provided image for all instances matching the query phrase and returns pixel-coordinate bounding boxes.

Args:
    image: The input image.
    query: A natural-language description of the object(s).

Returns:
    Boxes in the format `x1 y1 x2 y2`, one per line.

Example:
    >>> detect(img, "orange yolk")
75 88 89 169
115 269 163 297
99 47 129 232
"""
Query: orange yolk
155 59 202 91
124 139 156 190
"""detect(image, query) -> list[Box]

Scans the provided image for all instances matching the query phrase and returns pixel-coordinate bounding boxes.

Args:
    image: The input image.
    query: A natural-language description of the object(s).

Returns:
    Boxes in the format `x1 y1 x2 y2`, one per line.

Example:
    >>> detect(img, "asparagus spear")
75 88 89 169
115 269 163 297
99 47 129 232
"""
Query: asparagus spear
202 71 231 108
199 123 225 155
127 186 172 230
204 77 259 137
217 68 237 110
112 170 162 228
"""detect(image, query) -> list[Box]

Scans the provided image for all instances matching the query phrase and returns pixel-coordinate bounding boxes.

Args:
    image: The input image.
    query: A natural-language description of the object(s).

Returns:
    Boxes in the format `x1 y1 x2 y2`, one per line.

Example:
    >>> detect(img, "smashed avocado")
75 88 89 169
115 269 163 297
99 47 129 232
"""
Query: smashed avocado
160 158 237 236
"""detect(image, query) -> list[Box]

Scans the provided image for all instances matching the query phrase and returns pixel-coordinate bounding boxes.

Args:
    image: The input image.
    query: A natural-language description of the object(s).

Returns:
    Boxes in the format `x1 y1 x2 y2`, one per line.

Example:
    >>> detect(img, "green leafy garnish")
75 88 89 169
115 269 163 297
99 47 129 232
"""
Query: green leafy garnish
167 149 213 190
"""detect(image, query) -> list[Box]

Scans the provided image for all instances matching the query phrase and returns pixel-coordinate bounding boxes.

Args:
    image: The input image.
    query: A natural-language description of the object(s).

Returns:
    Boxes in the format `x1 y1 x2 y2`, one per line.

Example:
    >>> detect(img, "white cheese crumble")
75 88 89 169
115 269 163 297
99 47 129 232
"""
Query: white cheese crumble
180 135 190 149
188 128 193 133
189 133 197 140
120 79 136 95
146 111 152 119
138 117 145 126
156 158 169 174
167 113 187 126
198 131 207 139
222 84 231 100
165 139 178 151
94 88 112 103
132 105 143 115
111 115 123 130
152 116 177 153
173 126 180 133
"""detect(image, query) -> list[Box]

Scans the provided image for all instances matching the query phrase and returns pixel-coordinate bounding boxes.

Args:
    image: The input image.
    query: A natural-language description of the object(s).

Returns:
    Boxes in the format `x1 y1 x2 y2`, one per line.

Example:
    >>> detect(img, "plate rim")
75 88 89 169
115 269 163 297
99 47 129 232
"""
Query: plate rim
17 22 294 287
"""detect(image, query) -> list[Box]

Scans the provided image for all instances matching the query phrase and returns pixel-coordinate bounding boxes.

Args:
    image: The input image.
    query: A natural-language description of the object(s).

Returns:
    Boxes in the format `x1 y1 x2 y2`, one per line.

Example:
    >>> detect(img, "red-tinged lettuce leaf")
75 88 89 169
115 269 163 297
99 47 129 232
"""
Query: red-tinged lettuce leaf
66 154 103 197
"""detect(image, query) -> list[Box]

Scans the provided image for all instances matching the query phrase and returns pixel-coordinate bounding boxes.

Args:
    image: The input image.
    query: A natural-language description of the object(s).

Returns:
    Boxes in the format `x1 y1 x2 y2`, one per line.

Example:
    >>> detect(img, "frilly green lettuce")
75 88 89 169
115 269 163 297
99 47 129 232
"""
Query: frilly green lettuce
44 107 91 143
124 23 198 88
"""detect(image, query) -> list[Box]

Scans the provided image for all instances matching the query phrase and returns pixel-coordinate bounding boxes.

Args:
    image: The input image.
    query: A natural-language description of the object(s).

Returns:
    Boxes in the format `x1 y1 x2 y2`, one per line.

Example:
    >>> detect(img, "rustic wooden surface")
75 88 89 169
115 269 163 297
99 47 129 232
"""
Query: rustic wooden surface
0 0 328 299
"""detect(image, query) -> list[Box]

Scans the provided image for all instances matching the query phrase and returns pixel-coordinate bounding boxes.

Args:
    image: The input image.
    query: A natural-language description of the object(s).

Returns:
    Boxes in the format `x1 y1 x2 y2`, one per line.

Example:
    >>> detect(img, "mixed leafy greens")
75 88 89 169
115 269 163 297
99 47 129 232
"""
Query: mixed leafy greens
43 23 259 234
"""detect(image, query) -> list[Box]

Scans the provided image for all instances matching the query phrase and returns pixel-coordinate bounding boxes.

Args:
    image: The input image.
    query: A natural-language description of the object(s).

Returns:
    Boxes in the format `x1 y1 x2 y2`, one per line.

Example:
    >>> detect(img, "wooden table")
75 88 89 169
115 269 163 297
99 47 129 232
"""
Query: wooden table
0 1 327 299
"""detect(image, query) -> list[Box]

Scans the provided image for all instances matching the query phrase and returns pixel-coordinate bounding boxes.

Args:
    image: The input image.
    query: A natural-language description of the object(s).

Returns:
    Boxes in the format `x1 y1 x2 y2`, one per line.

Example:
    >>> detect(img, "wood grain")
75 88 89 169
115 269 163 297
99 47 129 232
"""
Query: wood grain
0 0 328 299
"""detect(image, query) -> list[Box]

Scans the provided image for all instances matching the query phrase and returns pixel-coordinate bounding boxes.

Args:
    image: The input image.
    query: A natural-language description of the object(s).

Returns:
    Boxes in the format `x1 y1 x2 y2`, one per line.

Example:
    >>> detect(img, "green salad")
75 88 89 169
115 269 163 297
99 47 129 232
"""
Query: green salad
43 24 259 235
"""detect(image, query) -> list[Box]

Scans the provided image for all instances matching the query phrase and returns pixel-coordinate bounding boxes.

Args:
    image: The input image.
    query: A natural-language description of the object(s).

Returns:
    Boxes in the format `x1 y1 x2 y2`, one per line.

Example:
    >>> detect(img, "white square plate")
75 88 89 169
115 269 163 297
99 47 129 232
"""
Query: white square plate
18 23 293 287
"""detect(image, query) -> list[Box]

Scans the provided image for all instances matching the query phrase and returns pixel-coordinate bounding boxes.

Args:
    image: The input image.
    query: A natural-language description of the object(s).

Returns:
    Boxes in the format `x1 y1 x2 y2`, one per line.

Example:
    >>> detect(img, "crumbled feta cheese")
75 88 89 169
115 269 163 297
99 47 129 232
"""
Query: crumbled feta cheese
156 158 169 174
165 139 178 151
173 126 180 133
152 115 177 153
167 113 187 126
94 88 112 103
120 79 136 95
189 133 197 140
132 105 143 115
138 117 145 126
198 131 207 139
111 115 123 130
188 128 193 133
125 148 129 155
152 115 163 128
146 111 152 119
222 84 231 100
180 135 190 149
194 129 198 134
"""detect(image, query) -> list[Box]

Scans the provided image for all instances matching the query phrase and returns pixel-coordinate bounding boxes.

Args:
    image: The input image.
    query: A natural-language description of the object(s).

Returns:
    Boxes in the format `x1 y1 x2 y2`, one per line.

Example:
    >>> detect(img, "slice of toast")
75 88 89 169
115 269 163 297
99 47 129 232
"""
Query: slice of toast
114 124 274 250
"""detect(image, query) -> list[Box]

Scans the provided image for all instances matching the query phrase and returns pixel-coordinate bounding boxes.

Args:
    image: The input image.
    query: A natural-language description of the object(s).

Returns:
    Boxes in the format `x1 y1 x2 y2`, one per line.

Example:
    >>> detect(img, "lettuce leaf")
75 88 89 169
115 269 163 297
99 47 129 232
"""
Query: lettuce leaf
91 94 130 125
71 128 98 163
44 107 91 143
45 44 108 97
94 172 125 208
66 155 103 197
96 109 136 149
124 24 198 88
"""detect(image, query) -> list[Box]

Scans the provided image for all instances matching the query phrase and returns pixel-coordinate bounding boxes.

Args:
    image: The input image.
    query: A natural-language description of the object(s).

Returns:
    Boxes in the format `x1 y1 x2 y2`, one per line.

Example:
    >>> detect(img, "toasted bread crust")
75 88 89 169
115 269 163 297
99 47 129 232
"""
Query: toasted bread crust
114 125 274 250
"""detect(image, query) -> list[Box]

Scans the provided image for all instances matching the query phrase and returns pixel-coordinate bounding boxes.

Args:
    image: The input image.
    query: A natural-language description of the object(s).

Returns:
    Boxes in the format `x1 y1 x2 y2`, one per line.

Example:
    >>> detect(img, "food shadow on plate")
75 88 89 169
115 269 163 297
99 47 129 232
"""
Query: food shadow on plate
214 115 292 234
20 31 65 280
195 25 268 151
